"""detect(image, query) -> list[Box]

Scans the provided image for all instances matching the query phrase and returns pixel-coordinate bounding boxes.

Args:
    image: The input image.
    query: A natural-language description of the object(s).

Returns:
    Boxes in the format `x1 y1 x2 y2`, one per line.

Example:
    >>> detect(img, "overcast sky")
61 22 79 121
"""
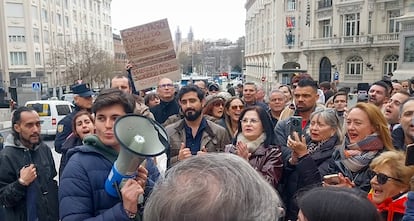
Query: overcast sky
111 0 246 42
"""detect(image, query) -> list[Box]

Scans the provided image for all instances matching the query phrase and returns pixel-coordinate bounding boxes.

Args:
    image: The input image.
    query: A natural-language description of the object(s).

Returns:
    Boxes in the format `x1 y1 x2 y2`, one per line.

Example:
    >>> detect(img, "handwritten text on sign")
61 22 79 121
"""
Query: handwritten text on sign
121 19 180 90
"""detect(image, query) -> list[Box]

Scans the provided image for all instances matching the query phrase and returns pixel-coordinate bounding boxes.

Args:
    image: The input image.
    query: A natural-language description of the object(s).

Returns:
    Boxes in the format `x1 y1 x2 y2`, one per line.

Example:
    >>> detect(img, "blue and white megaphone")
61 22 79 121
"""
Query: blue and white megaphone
105 114 168 198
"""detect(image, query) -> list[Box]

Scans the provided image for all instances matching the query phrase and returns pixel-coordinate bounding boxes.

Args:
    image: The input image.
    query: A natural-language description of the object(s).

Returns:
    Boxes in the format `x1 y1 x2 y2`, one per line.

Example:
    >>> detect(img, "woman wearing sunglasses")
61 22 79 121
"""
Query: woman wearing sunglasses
202 95 226 123
225 106 283 189
368 151 414 221
217 97 245 141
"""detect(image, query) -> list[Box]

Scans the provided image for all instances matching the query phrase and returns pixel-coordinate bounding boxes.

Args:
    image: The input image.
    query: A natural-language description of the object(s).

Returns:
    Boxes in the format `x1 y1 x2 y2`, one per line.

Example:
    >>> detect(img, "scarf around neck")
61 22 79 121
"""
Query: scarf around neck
236 133 266 153
340 134 383 173
308 134 339 154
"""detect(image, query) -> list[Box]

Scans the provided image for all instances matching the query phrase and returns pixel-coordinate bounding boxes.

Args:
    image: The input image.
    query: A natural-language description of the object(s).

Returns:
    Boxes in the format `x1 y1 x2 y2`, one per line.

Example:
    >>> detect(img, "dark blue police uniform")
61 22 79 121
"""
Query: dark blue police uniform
54 84 94 152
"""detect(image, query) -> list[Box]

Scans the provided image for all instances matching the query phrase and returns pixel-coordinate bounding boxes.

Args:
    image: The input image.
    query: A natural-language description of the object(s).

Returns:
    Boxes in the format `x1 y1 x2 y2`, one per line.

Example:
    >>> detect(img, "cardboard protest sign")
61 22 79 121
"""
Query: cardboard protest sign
121 19 181 90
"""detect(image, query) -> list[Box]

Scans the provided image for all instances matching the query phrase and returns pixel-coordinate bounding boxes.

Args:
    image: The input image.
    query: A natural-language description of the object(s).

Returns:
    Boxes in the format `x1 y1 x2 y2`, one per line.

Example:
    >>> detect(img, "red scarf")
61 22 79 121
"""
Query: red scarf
368 192 407 221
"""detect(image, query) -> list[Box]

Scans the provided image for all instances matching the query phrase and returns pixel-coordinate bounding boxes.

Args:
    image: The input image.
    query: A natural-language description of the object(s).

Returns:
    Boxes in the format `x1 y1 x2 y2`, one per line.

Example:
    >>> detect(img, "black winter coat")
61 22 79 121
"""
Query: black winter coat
281 135 339 221
0 134 59 221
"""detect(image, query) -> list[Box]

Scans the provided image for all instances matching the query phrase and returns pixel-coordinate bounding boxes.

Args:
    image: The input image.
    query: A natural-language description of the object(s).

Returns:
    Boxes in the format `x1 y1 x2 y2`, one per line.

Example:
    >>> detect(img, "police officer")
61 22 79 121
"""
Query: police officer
54 83 94 153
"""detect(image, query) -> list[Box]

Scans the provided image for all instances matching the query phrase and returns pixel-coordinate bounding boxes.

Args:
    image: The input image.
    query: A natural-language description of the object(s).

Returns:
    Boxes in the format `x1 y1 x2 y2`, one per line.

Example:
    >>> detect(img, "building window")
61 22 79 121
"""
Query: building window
72 10 77 21
383 55 398 75
43 30 49 44
33 28 40 42
6 3 24 17
31 6 39 20
35 52 42 65
287 0 296 11
318 0 332 9
57 13 62 26
41 8 48 23
344 13 360 36
368 12 372 34
10 52 28 65
346 56 363 75
320 19 332 38
8 27 26 42
388 10 400 33
286 30 295 46
65 16 69 27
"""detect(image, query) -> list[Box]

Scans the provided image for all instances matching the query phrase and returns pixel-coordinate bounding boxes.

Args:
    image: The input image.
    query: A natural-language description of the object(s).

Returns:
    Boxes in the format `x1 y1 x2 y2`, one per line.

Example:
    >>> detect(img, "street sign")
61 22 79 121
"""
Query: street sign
32 82 41 92
334 72 339 81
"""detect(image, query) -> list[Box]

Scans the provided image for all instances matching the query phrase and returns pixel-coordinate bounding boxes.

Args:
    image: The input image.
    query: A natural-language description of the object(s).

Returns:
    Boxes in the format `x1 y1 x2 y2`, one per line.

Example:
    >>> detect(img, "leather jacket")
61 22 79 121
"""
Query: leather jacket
226 144 283 189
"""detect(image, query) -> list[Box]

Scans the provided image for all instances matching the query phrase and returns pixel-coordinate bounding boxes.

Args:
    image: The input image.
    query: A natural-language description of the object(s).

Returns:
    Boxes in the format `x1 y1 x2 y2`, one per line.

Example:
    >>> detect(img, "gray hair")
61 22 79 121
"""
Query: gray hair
309 108 344 144
270 89 286 98
143 153 283 221
399 97 414 118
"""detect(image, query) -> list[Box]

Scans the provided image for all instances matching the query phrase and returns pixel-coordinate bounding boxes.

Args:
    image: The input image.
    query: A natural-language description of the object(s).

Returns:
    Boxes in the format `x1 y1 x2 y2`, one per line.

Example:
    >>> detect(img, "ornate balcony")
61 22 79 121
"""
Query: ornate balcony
302 33 400 50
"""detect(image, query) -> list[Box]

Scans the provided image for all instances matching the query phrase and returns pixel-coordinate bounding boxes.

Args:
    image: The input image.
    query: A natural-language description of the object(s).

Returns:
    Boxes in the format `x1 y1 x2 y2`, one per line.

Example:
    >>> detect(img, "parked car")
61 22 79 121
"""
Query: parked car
61 93 75 104
25 100 74 137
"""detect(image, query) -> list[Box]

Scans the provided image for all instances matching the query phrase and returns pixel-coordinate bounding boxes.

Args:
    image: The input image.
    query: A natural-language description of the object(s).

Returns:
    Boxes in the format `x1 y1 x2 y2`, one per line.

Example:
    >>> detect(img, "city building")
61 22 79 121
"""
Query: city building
0 0 113 104
174 27 245 78
394 2 414 79
245 0 412 90
113 33 127 76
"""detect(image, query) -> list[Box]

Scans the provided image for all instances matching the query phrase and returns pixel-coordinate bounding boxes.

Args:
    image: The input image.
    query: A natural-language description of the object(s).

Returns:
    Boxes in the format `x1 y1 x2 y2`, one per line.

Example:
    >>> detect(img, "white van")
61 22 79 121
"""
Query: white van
25 100 74 137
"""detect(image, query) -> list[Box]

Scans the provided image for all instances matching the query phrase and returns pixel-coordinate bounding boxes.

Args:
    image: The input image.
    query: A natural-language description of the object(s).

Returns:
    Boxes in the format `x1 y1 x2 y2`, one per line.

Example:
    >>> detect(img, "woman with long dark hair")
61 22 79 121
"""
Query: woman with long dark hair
225 106 283 189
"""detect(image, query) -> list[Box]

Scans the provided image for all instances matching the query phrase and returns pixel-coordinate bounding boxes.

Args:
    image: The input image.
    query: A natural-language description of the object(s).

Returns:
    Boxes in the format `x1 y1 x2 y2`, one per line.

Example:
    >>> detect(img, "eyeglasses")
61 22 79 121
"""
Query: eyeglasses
213 101 224 107
371 171 403 185
240 118 260 124
158 83 174 89
230 105 244 110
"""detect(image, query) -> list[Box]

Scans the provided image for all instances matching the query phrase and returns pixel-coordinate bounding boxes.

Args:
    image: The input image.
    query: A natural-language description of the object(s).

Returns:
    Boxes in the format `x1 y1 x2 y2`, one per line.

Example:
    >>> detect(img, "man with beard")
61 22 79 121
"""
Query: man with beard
0 106 59 221
165 85 230 167
274 79 321 162
368 81 390 109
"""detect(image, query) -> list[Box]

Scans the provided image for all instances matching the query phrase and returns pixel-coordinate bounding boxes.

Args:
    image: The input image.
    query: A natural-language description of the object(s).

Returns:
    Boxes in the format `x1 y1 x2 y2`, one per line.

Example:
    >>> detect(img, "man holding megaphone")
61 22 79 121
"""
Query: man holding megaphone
59 88 162 221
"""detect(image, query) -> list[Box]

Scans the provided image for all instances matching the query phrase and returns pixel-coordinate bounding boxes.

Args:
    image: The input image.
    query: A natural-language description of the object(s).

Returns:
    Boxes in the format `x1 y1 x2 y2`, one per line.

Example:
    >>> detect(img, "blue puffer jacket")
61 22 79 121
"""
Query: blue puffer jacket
59 135 159 221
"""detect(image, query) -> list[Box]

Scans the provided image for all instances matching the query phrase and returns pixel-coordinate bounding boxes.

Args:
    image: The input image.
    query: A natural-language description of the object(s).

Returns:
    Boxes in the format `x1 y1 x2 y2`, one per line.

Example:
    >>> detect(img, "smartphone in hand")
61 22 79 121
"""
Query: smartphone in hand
290 116 302 137
323 174 340 185
406 144 414 166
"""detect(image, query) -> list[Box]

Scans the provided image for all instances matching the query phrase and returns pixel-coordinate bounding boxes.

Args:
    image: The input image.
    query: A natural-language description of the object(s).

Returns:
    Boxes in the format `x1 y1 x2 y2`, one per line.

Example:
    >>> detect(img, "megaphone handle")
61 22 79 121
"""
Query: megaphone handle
113 181 123 199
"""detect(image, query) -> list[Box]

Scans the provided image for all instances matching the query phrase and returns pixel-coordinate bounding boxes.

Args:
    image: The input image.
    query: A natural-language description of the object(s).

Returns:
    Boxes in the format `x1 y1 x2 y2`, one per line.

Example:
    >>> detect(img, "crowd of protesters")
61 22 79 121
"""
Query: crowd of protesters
1 73 414 221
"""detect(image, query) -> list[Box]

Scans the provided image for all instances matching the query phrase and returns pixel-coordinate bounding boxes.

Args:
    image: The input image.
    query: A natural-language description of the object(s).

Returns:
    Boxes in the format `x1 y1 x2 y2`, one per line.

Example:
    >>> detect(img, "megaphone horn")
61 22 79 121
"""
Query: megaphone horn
105 114 168 197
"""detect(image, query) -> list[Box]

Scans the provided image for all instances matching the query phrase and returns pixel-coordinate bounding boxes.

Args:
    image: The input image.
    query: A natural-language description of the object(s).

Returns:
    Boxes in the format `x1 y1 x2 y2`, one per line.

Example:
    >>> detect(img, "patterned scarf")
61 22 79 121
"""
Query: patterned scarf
340 134 383 172
307 135 339 154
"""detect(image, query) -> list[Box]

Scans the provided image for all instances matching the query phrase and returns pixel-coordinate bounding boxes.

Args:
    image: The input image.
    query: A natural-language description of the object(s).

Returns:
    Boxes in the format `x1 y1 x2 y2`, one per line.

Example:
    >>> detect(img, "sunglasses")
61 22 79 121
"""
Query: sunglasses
371 171 403 185
230 105 244 110
213 101 224 107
